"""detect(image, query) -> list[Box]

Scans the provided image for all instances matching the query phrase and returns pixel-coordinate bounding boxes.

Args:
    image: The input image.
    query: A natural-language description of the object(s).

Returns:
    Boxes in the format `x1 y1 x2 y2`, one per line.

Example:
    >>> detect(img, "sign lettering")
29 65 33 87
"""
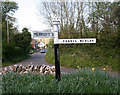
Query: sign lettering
57 38 96 44
33 31 54 38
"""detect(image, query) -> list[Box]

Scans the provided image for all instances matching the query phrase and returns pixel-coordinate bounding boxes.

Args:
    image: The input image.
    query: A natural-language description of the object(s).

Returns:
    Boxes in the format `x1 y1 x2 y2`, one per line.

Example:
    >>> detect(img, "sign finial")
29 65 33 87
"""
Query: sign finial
53 16 60 25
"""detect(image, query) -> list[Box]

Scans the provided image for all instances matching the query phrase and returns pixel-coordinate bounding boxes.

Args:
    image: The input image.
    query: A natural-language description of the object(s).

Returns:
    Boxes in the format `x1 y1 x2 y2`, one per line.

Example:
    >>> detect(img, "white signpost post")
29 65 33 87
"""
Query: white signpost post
53 17 96 81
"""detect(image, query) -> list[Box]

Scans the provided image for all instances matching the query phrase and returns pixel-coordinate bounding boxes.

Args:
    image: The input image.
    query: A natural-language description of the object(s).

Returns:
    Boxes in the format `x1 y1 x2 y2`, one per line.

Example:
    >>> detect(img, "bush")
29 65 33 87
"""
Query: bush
45 48 55 64
48 39 54 48
14 28 32 54
2 43 15 61
2 43 28 63
14 47 25 57
46 44 48 47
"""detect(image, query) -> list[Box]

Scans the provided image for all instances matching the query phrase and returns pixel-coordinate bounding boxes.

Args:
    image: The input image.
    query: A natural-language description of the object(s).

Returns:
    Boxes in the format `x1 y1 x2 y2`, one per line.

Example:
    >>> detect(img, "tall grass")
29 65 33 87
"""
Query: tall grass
2 68 119 94
46 46 119 70
2 55 30 67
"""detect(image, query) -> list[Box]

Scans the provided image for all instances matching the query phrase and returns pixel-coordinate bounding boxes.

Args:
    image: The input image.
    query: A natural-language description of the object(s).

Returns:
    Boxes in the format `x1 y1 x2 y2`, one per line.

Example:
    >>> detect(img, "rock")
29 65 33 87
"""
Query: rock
2 64 56 75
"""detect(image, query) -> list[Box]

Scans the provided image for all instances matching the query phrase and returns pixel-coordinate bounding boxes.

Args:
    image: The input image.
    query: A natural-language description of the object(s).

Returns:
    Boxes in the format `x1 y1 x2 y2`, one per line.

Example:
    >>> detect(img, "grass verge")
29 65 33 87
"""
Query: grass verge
46 45 119 71
2 55 30 67
2 68 119 93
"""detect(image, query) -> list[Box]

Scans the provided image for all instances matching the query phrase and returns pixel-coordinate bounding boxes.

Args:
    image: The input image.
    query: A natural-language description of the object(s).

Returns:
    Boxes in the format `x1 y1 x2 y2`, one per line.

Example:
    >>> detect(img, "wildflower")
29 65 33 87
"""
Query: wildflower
77 66 79 68
92 68 95 71
103 68 106 70
79 67 81 69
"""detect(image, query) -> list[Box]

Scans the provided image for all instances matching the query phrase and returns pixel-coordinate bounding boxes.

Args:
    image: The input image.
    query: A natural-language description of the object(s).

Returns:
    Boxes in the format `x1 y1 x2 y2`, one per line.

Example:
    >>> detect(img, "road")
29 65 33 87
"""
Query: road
6 50 78 74
2 49 119 78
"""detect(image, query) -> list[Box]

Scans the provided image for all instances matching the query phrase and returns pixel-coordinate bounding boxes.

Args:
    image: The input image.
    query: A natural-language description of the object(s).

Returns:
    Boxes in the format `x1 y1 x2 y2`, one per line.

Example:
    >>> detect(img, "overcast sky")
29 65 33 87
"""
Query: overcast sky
11 0 50 33
9 0 116 33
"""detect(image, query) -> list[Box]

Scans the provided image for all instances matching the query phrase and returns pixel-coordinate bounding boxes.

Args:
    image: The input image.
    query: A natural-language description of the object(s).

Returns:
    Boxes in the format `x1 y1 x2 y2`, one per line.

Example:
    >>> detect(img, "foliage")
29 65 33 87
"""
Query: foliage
47 39 54 48
46 44 48 47
43 2 119 71
2 42 15 61
1 1 18 41
2 43 29 63
39 2 119 38
46 42 119 71
14 27 32 53
1 1 18 19
46 48 55 64
2 28 31 63
2 55 30 67
2 69 119 93
1 1 21 63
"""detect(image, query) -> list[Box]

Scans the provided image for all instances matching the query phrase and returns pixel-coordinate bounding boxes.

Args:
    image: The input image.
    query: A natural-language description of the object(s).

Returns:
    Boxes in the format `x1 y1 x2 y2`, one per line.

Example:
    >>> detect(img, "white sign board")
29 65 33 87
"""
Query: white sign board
33 31 54 38
56 38 96 44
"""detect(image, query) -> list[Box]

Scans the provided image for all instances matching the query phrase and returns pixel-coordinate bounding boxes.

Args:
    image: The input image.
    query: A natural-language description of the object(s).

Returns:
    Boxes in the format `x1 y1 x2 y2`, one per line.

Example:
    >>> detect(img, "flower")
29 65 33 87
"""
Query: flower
77 66 79 68
92 68 95 71
103 68 106 70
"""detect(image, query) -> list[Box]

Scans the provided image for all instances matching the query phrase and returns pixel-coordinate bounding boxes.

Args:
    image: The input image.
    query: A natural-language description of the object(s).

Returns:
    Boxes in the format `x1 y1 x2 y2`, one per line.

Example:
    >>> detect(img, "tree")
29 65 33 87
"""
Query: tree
1 1 18 43
38 1 119 45
1 1 19 62
14 28 32 54
39 1 87 38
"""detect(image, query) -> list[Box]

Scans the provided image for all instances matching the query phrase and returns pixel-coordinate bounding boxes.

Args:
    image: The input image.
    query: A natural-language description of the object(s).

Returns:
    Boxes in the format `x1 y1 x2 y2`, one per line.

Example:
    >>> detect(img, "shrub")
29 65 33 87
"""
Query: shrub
14 47 25 57
45 48 55 64
14 28 32 54
2 44 28 63
2 43 15 61
48 39 54 48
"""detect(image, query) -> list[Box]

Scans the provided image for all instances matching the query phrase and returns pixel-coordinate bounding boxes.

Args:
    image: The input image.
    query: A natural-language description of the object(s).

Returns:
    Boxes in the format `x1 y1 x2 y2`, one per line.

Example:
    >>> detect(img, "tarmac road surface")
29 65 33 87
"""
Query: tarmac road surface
3 50 78 74
2 49 119 78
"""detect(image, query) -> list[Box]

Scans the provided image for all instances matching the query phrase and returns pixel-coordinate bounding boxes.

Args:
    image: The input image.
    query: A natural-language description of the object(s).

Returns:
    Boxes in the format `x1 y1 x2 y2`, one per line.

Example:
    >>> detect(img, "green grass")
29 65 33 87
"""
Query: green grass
2 55 30 67
2 68 119 93
46 45 119 71
46 48 55 65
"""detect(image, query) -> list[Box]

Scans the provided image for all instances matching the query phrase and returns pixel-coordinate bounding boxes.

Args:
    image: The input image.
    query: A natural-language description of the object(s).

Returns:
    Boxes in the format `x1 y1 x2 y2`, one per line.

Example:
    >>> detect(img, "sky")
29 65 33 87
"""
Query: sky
11 0 50 33
9 0 116 33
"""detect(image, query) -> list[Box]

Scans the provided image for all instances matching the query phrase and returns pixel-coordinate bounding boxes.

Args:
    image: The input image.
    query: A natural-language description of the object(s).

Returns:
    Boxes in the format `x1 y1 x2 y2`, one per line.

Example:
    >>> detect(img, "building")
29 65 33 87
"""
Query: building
31 39 38 49
38 41 45 49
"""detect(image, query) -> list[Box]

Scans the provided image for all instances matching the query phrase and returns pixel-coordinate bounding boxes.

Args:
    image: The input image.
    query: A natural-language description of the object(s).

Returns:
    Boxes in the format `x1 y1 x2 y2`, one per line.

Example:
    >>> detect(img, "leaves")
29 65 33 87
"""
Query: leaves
14 27 32 53
1 1 18 18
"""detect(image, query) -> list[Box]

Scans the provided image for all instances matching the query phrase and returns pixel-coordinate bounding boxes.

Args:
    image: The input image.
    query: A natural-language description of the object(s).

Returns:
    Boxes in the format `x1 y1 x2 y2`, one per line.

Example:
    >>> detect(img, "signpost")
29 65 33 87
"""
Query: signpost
33 31 54 38
52 17 96 81
56 38 96 44
53 17 61 81
33 17 96 81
